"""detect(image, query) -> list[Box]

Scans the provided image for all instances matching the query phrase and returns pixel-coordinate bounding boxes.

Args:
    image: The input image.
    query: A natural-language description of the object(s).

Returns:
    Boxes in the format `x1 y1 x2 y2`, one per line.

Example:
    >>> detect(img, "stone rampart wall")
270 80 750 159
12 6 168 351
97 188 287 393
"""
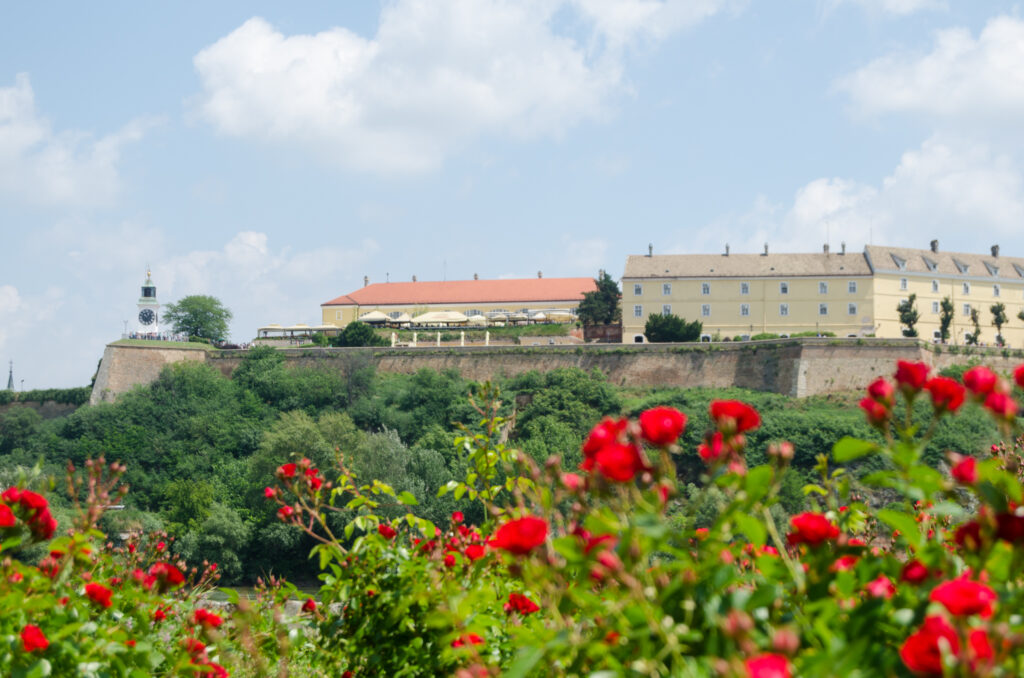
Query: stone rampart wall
89 338 1024 405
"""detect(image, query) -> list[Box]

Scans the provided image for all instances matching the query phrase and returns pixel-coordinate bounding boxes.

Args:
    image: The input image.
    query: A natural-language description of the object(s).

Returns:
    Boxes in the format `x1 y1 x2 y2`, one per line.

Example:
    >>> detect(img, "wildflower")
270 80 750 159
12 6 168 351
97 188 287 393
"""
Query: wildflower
0 503 15 528
488 517 548 555
787 513 839 547
859 397 889 427
710 400 761 433
866 377 895 406
302 598 316 613
925 377 965 413
900 615 959 676
930 576 997 617
894 360 929 395
594 442 645 482
866 575 896 599
378 524 397 539
900 560 930 584
193 608 224 628
984 391 1018 420
638 406 687 446
20 625 48 652
504 592 540 615
963 366 998 397
698 431 727 463
85 582 113 608
277 463 297 479
451 633 484 648
950 455 978 485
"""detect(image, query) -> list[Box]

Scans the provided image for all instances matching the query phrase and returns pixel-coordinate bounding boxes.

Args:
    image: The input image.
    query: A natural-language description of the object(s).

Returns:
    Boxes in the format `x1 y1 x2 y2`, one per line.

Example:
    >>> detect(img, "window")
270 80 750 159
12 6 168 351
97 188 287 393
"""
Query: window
963 304 971 317
633 305 642 318
740 282 750 295
662 304 672 315
848 303 857 316
819 303 828 316
963 282 971 295
994 284 1001 297
336 311 342 320
848 281 857 294
701 304 711 317
819 281 828 294
932 280 939 293
779 303 789 316
662 283 671 296
780 282 789 295
740 304 750 316
701 282 711 295
900 278 908 291
389 311 404 319
634 283 643 296
932 301 940 314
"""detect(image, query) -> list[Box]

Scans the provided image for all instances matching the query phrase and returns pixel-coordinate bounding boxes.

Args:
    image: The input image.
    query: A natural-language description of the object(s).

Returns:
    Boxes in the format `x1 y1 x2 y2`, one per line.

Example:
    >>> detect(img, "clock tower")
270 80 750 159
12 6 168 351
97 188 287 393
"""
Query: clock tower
137 268 160 335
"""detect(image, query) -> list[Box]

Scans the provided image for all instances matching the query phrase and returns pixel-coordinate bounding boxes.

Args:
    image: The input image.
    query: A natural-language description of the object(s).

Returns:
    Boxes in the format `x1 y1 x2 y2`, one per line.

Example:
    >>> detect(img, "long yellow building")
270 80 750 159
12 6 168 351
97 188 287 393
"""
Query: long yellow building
622 242 1024 346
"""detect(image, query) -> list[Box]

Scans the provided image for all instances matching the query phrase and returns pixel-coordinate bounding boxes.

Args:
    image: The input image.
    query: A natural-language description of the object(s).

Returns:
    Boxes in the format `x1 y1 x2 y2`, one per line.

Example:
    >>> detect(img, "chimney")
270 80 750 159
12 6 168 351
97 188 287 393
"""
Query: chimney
412 275 417 282
473 273 478 280
840 241 846 255
537 270 543 279
930 239 939 253
363 275 369 287
648 243 653 257
762 243 769 256
724 243 730 256
823 243 830 255
991 244 1000 258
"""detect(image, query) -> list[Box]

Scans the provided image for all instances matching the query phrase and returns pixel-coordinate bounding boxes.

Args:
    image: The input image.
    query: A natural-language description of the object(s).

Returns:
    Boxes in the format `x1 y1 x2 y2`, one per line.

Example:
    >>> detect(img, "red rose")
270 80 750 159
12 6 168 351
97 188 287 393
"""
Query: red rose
786 512 839 547
900 615 959 676
184 637 207 658
866 574 896 599
18 490 48 511
488 516 548 555
0 503 15 528
698 431 727 463
963 366 999 396
638 406 687 446
1015 364 1024 390
263 487 276 499
710 400 761 433
378 524 397 539
451 633 484 648
193 608 224 628
465 544 485 560
20 624 48 653
930 576 997 617
593 443 645 482
451 511 464 524
277 506 294 521
926 377 965 413
582 418 626 456
153 608 167 622
830 555 858 572
954 521 983 552
995 512 1024 543
859 397 889 427
148 562 185 590
503 592 540 615
444 553 456 568
894 360 930 393
85 582 113 608
866 377 895 406
277 463 297 479
302 598 316 613
984 391 1018 419
744 653 791 678
950 455 978 485
968 628 994 670
561 472 584 491
900 560 930 584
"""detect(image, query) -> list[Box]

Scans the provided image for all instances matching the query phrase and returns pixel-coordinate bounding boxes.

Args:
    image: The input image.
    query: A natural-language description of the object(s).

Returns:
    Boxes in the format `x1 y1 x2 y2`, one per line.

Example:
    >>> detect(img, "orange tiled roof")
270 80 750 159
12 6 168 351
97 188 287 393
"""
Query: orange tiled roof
322 277 596 307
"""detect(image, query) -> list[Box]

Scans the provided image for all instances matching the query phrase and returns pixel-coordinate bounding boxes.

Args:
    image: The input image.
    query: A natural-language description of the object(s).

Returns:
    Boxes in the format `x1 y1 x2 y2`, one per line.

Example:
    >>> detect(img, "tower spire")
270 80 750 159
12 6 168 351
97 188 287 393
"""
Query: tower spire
6 361 12 391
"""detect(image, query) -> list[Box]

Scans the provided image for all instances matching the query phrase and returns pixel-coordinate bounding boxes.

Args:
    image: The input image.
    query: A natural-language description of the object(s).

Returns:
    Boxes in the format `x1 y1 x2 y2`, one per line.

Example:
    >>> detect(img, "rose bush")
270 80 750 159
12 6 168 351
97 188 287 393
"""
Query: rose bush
6 360 1024 676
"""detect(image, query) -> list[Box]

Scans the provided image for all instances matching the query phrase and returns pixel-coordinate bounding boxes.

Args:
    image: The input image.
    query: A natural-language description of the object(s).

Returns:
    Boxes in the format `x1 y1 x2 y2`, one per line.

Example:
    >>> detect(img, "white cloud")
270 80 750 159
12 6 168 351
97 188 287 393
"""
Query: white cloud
826 0 944 16
0 74 155 206
682 135 1024 255
837 16 1024 124
192 1 731 173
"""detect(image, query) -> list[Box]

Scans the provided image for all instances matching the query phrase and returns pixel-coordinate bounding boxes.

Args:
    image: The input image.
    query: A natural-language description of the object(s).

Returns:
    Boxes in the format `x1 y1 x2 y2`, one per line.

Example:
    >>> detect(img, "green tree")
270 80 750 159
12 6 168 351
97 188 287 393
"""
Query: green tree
939 297 954 343
163 295 233 341
966 307 981 345
577 271 621 326
991 302 1008 346
897 294 920 338
644 313 702 343
330 321 388 347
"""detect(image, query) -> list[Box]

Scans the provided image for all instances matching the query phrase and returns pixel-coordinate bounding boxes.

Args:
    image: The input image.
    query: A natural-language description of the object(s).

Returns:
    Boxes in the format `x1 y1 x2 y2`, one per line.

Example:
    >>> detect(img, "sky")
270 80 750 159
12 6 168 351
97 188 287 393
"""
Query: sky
3 1 1024 387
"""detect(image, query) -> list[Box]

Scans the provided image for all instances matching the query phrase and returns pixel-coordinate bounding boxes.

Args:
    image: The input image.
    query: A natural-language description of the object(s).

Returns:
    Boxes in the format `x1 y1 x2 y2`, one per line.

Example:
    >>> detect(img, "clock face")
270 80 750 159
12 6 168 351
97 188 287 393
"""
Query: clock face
139 309 156 326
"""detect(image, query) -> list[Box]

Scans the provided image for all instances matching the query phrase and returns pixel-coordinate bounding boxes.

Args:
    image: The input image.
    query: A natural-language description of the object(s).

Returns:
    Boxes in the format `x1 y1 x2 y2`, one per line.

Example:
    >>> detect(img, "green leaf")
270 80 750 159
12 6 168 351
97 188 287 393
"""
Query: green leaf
877 509 921 548
832 437 878 463
504 646 545 678
744 465 774 502
397 491 419 506
25 659 51 678
735 513 767 547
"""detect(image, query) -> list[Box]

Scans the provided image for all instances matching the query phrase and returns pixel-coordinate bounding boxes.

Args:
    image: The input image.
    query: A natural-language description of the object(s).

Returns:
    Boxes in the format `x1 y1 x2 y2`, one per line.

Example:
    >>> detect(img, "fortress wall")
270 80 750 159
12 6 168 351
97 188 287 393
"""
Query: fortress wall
88 339 1024 405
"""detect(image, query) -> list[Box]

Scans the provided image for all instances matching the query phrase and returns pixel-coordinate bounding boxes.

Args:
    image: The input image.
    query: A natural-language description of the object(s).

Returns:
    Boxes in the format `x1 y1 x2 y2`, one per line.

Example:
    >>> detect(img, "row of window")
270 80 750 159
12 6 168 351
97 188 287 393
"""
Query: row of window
634 303 858 318
901 278 1014 297
922 301 1008 317
632 281 860 296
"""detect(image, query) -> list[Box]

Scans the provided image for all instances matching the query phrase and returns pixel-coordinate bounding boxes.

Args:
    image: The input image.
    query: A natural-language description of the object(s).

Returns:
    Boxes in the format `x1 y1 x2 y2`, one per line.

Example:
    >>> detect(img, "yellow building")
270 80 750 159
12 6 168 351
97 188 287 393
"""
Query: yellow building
622 245 874 343
321 275 596 327
622 242 1024 346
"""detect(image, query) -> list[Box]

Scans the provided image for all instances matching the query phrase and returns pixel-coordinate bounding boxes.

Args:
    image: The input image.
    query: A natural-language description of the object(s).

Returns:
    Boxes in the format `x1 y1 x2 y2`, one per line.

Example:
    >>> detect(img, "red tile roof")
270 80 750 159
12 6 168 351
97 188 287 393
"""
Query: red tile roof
322 277 596 307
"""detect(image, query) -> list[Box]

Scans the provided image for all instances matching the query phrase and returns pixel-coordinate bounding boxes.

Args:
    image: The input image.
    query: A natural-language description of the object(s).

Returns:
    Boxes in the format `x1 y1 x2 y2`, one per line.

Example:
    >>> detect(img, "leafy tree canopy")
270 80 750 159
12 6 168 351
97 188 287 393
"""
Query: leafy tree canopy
645 313 702 343
897 294 920 338
163 295 232 342
577 271 621 326
330 321 389 347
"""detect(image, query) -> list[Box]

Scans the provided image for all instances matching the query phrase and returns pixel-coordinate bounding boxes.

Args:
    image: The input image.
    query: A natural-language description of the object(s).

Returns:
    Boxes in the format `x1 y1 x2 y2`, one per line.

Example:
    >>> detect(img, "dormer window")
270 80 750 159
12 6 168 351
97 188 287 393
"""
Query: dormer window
953 259 969 274
923 257 938 272
891 254 907 271
1013 264 1024 278
985 261 1000 276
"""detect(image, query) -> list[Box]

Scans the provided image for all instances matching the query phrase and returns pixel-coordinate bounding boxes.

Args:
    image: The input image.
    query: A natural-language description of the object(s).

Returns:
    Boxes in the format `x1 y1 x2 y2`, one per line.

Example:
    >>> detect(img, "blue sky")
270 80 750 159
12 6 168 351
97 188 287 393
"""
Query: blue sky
3 1 1024 387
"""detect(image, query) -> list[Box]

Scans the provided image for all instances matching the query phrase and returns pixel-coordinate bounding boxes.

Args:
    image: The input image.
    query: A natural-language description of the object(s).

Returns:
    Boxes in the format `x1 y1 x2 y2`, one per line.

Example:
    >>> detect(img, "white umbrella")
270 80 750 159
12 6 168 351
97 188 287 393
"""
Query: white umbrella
358 310 390 323
467 315 488 325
